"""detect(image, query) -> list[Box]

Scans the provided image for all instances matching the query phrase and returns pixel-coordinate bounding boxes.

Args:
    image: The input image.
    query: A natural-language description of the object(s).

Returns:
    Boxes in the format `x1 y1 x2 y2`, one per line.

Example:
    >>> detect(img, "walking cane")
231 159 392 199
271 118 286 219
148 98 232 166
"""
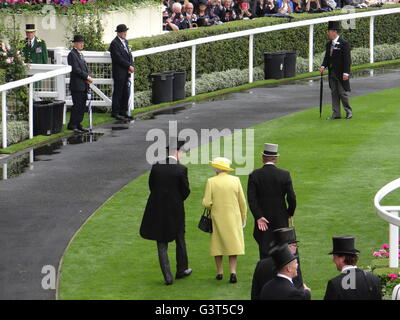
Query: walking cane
319 73 323 119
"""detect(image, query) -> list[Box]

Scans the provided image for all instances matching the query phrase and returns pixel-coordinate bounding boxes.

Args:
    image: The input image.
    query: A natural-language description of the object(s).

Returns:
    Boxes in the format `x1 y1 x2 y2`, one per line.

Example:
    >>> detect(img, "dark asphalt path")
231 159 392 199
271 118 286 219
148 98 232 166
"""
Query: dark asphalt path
0 68 399 299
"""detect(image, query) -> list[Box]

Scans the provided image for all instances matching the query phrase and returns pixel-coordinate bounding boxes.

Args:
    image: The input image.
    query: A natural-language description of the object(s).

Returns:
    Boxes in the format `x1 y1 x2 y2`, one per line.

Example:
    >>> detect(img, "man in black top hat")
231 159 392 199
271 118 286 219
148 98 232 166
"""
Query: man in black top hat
251 227 305 299
324 236 381 300
260 244 311 300
22 24 48 64
67 35 93 133
140 137 192 285
319 21 353 120
109 24 134 121
248 143 296 259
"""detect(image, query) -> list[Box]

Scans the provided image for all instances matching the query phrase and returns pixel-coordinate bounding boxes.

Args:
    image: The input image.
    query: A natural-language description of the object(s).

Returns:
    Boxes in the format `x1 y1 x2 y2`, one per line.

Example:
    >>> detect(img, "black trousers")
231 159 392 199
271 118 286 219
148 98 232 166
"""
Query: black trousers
69 90 87 129
111 77 130 117
157 231 188 282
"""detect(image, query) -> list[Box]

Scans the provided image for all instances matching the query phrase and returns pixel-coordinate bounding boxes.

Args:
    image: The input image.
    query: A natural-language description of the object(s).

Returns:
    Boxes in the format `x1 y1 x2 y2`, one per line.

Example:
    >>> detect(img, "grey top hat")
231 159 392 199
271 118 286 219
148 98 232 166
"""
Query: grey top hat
262 143 279 157
329 235 360 255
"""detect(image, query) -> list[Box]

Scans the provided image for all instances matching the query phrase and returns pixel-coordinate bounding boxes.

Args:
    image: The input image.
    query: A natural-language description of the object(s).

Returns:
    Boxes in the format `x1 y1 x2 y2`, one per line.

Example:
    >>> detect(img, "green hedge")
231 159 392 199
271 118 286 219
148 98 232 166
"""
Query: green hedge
130 5 400 92
0 68 5 85
0 120 29 146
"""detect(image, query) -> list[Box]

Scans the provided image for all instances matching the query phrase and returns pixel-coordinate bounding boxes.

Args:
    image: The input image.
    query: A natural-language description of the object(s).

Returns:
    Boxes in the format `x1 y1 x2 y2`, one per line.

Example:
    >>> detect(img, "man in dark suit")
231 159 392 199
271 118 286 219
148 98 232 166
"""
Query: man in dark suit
324 236 382 300
319 20 352 120
260 244 311 300
67 35 93 133
108 24 134 121
251 227 305 300
140 138 192 285
247 143 296 259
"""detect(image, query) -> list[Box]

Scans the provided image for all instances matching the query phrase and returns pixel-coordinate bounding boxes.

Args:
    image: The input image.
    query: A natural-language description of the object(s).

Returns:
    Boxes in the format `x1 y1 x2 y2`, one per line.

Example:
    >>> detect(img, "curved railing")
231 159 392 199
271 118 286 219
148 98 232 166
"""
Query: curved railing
374 178 400 268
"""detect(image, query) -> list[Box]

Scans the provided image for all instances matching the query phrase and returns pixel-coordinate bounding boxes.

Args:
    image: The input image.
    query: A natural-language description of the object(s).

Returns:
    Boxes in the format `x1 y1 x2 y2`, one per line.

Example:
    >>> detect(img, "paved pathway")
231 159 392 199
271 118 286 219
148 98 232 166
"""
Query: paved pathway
0 67 399 299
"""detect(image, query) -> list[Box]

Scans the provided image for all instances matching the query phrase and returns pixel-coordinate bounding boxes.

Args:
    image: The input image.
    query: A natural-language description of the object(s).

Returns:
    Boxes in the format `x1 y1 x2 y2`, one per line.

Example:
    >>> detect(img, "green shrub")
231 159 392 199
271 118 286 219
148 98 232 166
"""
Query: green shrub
130 5 400 92
0 120 29 146
0 68 5 85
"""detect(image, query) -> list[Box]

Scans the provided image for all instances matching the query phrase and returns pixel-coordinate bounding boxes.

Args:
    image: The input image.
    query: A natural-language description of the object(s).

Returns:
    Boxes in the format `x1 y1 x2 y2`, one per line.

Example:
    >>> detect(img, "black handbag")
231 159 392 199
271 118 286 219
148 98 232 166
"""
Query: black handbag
198 208 212 233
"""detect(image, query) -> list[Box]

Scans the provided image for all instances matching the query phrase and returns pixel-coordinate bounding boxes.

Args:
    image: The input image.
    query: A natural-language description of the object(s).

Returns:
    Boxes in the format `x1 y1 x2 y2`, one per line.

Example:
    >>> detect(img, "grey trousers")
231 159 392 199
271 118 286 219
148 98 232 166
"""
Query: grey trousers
329 75 352 118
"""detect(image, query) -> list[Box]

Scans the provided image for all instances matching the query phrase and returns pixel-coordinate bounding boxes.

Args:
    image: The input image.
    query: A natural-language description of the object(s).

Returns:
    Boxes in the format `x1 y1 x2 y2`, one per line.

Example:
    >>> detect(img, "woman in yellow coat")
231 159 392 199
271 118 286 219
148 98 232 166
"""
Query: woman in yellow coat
202 157 247 283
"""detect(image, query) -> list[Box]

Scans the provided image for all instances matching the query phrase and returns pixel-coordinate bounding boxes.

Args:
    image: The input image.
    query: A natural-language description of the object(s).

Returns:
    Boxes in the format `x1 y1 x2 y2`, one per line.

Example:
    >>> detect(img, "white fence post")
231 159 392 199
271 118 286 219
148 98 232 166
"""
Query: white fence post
389 211 399 268
29 83 34 139
1 91 7 149
249 34 254 84
369 16 375 64
2 163 7 180
309 24 314 73
54 48 67 124
191 45 196 97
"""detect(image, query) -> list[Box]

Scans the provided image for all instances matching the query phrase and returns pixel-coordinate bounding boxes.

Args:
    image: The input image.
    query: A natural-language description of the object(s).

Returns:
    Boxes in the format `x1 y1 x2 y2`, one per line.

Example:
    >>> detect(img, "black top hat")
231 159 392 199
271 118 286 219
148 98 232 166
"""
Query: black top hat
72 35 85 43
167 137 188 152
329 236 360 255
328 21 341 31
270 244 297 271
25 24 36 32
273 227 299 245
115 24 129 33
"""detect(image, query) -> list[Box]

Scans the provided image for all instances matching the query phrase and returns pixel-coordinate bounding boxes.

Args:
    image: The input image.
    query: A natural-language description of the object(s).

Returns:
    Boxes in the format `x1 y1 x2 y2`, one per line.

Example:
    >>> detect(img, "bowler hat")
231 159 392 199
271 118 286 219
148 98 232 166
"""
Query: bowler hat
270 244 297 271
329 235 360 255
167 137 188 152
328 21 341 31
71 35 84 43
262 143 279 157
273 227 299 245
115 24 129 33
25 24 36 32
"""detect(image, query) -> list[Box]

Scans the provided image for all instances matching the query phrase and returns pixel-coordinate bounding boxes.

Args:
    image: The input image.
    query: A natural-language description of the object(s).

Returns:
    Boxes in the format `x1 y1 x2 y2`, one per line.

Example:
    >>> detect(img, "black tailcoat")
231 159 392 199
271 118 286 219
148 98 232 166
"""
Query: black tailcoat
108 36 133 81
247 164 296 251
321 36 351 92
140 158 190 243
260 276 311 300
67 48 89 92
324 268 382 300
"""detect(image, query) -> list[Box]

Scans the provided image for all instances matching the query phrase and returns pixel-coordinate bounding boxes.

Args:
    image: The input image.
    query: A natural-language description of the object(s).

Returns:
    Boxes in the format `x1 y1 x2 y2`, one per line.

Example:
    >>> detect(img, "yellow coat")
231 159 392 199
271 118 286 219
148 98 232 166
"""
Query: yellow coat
202 172 247 256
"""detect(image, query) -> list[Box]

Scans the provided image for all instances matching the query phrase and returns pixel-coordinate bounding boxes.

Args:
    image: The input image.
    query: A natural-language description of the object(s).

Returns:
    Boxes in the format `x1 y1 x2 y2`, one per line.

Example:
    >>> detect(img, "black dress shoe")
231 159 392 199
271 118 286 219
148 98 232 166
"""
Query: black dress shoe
165 278 173 286
176 268 192 279
112 114 126 121
326 116 342 120
216 274 223 280
78 127 90 133
229 273 237 283
73 128 84 134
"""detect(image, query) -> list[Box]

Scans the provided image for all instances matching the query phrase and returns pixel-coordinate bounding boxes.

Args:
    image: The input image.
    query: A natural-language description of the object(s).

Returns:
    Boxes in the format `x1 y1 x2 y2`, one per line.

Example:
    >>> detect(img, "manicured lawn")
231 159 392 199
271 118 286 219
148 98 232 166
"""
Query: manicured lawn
58 88 400 300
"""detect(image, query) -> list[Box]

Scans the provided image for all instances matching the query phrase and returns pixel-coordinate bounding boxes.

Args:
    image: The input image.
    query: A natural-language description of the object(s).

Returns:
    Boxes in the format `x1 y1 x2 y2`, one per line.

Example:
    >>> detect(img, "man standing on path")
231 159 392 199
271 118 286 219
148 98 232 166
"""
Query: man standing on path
67 35 93 134
247 143 296 259
140 138 192 285
319 21 353 120
109 24 134 121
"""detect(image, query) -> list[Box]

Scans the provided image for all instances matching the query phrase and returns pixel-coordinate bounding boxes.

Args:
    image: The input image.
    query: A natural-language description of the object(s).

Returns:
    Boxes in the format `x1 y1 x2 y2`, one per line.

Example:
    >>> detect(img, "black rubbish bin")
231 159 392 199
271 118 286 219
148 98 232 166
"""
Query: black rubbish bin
283 51 297 78
150 72 174 104
172 70 186 101
51 100 65 134
264 52 286 80
33 101 53 136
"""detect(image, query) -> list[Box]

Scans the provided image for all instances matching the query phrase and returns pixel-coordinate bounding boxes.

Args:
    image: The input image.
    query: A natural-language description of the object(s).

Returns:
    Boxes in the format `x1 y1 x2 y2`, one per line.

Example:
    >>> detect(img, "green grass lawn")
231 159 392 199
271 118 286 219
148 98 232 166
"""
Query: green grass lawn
58 88 400 300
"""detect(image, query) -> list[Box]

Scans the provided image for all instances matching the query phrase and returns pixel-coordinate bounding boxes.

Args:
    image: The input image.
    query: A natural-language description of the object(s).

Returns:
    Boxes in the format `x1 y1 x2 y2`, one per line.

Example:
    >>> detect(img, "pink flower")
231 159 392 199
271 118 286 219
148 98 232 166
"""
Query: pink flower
379 249 387 254
389 274 398 281
373 251 381 257
385 252 390 257
382 244 389 250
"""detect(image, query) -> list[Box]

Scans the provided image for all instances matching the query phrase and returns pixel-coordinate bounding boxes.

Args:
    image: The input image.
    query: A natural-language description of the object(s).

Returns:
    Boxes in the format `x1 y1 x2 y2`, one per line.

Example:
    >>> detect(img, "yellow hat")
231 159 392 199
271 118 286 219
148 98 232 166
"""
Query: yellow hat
209 157 234 172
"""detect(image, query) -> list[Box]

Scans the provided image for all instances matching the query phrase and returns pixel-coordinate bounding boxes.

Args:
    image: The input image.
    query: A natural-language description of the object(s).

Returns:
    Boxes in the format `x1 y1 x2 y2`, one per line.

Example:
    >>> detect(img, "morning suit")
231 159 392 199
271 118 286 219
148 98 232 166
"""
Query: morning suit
202 172 247 256
321 36 352 118
251 255 303 300
260 275 311 300
67 48 90 130
108 36 134 117
247 164 296 259
140 157 190 281
22 37 48 64
324 267 382 300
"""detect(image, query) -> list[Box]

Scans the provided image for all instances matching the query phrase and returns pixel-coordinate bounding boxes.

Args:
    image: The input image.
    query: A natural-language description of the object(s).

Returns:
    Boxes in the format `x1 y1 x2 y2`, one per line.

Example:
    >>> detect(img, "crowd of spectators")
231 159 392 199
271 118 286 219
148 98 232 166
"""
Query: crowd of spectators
162 0 396 30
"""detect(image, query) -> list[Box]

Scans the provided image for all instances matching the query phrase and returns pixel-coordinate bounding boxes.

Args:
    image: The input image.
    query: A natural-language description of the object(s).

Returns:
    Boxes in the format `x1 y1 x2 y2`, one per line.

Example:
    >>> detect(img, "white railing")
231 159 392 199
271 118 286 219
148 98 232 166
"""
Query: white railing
374 178 400 268
0 65 71 149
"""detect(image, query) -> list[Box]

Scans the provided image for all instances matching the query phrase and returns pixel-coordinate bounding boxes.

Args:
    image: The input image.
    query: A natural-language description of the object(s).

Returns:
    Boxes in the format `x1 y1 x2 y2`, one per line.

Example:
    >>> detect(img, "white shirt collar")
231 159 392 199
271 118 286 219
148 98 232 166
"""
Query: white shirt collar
264 162 275 165
277 273 293 284
332 36 340 45
341 265 357 273
168 155 178 162
118 36 127 46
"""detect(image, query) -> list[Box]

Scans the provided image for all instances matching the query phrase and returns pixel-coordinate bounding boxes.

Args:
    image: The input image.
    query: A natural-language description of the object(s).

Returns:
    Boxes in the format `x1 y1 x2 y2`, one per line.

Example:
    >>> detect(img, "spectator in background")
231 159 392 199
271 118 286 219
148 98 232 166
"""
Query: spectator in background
184 2 198 27
238 1 254 19
208 0 224 23
292 0 305 12
196 0 211 26
170 2 190 29
260 0 279 15
305 0 322 12
277 0 293 13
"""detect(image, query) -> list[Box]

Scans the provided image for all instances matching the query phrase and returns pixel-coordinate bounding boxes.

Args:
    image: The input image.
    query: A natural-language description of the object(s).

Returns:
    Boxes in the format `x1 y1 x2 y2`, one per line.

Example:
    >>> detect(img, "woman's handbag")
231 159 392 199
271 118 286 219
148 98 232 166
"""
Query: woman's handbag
198 208 212 233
